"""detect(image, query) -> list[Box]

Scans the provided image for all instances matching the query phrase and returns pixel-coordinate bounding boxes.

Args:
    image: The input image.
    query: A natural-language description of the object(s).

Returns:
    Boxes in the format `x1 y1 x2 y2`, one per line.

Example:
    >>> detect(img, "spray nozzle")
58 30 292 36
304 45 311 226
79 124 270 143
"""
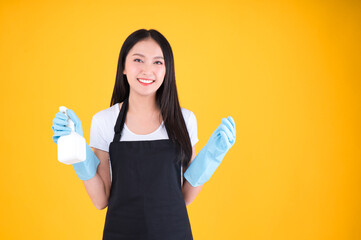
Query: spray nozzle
59 106 75 132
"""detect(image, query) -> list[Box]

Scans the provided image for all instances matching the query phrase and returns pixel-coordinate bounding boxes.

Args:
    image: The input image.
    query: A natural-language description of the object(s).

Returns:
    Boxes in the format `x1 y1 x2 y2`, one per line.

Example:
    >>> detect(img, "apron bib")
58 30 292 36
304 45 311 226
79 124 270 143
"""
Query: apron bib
103 97 193 240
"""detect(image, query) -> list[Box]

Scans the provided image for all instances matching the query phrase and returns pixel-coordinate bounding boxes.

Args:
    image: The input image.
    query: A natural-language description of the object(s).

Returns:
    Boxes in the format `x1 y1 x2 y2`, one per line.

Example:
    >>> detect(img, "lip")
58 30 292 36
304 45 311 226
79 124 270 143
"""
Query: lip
137 78 155 86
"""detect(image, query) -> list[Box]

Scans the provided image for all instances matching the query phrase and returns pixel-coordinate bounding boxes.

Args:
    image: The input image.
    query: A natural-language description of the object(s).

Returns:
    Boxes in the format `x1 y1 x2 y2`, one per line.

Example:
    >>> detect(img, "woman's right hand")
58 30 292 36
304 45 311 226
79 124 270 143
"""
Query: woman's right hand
52 111 71 144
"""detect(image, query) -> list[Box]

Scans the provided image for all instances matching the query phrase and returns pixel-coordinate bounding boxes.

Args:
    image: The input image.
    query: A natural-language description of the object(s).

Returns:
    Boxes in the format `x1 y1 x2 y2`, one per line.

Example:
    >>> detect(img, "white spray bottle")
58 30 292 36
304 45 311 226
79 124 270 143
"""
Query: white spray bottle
57 106 86 165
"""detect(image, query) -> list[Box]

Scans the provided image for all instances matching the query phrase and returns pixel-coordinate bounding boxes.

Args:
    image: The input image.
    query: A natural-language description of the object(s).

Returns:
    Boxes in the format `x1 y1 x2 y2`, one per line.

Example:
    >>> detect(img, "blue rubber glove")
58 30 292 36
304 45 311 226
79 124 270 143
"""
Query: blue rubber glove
184 116 236 187
52 109 100 181
52 111 72 144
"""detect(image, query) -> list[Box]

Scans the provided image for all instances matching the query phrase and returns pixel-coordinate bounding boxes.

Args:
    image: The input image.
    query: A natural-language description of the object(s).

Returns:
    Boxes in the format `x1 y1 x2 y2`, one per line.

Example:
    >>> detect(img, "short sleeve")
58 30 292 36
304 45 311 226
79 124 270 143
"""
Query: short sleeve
187 111 199 147
89 115 109 152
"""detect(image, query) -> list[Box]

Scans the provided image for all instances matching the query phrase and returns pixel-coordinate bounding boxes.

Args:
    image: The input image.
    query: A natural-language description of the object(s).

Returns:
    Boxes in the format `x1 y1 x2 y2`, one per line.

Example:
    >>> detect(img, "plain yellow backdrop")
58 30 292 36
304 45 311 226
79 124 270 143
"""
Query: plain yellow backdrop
0 0 360 239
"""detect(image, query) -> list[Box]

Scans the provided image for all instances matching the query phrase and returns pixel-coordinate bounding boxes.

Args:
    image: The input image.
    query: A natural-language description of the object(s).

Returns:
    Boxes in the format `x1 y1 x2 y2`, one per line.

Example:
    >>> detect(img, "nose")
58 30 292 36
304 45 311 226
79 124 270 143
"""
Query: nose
141 62 154 74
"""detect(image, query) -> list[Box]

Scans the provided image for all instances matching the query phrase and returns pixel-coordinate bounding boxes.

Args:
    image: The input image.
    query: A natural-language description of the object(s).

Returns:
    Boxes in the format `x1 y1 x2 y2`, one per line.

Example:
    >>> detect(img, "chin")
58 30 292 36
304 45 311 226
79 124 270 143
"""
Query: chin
132 89 158 97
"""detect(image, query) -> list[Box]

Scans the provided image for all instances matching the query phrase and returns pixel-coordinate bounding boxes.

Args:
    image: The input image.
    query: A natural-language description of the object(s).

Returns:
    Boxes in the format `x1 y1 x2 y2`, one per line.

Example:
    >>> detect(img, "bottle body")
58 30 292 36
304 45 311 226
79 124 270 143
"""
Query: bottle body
58 130 86 165
57 106 86 165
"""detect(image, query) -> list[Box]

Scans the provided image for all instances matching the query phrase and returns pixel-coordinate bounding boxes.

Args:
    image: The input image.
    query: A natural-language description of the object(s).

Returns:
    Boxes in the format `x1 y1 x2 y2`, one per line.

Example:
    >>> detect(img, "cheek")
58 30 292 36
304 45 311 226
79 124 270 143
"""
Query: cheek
157 67 166 78
126 61 140 73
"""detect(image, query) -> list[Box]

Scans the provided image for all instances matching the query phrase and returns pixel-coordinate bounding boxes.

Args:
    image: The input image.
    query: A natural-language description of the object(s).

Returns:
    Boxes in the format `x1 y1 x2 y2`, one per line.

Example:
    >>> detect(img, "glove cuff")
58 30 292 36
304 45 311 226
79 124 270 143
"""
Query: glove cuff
183 148 213 187
72 143 100 180
184 141 230 187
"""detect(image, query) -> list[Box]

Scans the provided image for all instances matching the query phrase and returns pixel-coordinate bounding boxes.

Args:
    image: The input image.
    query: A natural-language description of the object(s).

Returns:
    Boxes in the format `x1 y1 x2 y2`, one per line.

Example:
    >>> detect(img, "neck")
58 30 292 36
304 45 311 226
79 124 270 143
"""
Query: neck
128 92 160 116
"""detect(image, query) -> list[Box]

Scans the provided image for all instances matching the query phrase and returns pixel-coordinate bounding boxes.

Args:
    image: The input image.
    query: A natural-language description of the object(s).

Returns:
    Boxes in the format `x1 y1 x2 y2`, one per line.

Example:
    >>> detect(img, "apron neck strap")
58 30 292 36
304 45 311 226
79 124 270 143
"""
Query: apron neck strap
113 97 129 142
113 97 175 143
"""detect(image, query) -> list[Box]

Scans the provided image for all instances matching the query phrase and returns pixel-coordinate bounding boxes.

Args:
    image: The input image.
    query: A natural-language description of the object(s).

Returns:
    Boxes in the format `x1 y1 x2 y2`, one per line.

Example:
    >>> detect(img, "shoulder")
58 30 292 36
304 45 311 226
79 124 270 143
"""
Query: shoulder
92 103 120 124
180 107 192 118
180 107 197 124
180 107 198 146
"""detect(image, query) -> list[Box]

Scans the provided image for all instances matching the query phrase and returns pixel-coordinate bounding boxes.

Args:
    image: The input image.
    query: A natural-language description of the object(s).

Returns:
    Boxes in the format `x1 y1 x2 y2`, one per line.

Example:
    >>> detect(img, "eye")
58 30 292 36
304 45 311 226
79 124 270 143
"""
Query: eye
134 58 143 62
155 61 163 65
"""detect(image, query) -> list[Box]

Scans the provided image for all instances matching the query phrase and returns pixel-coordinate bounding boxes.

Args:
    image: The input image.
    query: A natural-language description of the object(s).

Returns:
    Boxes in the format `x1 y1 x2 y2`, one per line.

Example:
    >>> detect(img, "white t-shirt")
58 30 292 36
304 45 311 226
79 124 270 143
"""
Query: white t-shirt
89 103 199 186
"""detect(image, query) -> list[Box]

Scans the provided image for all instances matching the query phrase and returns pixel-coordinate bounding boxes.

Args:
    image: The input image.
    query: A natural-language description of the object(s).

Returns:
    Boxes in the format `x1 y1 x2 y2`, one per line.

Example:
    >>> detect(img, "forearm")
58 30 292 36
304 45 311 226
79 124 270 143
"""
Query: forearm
182 180 203 206
82 173 109 210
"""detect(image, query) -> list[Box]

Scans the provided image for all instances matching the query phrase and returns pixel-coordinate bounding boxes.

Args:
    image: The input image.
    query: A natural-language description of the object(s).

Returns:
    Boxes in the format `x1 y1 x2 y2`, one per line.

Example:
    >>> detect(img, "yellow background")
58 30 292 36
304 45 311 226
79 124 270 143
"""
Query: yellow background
1 0 360 239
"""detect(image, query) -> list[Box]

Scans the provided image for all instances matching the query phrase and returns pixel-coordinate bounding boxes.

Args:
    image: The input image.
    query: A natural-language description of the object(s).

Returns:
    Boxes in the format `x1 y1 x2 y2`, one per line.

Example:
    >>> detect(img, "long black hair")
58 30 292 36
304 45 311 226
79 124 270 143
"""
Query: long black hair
110 29 192 170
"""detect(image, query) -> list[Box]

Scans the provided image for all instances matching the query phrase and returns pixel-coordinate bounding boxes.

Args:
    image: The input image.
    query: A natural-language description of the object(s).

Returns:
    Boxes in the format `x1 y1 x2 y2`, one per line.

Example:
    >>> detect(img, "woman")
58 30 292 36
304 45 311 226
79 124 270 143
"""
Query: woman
52 29 236 239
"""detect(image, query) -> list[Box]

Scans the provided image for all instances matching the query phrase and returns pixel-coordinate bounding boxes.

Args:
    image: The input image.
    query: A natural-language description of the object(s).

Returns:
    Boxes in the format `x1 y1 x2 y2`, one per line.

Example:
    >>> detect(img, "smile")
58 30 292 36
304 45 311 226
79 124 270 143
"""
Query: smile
137 78 155 85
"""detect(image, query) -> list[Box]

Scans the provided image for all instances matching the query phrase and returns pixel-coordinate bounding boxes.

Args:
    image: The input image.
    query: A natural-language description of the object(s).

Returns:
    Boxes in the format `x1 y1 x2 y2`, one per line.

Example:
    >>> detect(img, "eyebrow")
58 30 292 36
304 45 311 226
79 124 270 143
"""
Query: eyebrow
132 53 164 59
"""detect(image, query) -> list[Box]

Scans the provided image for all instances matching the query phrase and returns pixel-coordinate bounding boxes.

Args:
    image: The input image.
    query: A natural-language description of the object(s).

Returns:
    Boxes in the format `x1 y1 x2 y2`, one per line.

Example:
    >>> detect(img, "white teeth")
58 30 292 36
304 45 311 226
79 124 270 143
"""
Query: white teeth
138 79 154 84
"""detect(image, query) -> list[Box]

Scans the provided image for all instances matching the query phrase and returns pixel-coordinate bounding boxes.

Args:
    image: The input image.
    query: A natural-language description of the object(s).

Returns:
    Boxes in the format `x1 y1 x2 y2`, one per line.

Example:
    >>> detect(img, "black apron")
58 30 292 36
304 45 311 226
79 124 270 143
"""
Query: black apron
103 97 193 240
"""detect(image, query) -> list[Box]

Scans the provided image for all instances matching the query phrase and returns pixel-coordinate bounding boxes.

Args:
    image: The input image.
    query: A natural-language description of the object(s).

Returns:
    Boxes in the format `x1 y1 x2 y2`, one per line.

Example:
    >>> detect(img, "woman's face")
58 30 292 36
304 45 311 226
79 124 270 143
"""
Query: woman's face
123 38 166 97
